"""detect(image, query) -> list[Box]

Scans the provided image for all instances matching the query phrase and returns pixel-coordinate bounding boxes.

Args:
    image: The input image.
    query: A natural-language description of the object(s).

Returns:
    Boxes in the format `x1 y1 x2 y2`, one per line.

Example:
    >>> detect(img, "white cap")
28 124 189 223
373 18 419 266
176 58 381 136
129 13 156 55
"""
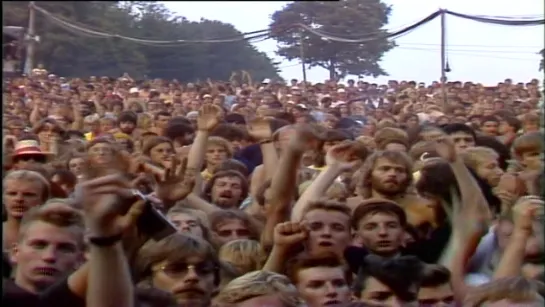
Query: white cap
296 104 308 110
262 78 271 84
203 94 212 99
337 88 346 93
129 87 139 94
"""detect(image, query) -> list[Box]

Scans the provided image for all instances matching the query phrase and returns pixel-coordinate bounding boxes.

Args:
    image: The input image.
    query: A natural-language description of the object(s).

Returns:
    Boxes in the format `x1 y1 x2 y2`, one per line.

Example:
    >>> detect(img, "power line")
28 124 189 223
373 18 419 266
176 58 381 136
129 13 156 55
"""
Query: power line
398 42 543 49
29 3 545 61
32 4 276 44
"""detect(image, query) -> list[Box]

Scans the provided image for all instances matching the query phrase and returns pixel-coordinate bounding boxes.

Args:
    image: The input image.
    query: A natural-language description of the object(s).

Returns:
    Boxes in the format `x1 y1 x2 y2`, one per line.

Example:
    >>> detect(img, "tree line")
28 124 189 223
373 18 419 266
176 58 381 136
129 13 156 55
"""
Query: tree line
3 1 282 81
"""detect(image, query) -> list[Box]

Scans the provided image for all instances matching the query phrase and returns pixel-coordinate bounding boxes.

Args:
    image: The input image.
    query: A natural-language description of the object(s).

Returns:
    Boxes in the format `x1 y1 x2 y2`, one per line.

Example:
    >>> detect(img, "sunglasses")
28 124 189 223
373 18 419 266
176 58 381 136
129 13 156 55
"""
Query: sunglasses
157 262 217 278
16 155 46 163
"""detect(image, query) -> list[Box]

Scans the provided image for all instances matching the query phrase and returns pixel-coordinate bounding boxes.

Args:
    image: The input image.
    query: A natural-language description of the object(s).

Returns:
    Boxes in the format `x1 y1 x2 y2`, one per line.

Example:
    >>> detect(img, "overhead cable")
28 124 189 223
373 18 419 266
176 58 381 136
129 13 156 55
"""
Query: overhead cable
32 3 545 48
445 10 545 26
297 10 442 43
32 4 276 44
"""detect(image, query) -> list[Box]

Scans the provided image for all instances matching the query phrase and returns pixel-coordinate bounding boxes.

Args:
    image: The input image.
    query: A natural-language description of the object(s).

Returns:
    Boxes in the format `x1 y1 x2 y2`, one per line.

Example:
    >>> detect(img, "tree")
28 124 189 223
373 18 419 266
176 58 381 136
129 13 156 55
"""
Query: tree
2 1 281 81
269 0 394 80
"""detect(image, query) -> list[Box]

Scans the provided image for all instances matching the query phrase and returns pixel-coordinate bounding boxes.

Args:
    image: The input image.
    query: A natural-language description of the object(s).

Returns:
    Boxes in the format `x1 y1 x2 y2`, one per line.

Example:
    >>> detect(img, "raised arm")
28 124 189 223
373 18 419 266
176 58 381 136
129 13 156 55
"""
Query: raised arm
262 221 307 273
260 126 304 249
494 196 543 279
438 137 491 223
185 104 221 190
81 175 145 307
29 101 42 126
71 99 83 130
92 96 106 118
439 188 483 304
246 117 278 196
291 141 361 222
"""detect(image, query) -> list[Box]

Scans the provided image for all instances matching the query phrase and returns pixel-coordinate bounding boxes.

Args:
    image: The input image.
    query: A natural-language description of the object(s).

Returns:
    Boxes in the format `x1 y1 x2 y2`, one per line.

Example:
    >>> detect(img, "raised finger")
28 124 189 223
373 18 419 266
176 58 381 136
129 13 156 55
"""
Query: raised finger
169 157 179 179
175 157 187 178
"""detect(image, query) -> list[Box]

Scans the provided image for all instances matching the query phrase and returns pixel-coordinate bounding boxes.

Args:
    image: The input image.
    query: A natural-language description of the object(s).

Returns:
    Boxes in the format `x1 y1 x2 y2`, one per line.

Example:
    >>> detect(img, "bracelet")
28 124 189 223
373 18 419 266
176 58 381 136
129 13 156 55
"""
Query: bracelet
88 233 123 247
259 139 273 145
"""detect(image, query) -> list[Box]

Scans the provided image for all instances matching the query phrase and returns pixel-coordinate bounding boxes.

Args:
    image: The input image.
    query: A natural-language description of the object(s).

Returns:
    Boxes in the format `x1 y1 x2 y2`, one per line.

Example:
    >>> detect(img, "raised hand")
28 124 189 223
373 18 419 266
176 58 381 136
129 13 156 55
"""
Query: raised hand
493 187 518 213
512 196 544 233
197 104 222 132
326 141 363 171
273 221 307 249
434 136 457 163
247 117 273 141
79 174 146 237
288 124 321 153
154 158 195 207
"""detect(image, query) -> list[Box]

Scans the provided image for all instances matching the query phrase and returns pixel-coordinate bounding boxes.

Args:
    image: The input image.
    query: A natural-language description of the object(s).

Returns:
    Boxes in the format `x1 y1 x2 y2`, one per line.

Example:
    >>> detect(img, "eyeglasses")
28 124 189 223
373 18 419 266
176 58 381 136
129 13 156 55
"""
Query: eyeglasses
154 262 217 278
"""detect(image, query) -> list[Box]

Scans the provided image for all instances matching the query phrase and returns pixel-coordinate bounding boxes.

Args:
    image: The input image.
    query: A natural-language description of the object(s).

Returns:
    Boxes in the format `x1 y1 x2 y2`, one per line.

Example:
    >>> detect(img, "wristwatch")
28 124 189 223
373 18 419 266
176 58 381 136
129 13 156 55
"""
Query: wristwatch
88 233 123 247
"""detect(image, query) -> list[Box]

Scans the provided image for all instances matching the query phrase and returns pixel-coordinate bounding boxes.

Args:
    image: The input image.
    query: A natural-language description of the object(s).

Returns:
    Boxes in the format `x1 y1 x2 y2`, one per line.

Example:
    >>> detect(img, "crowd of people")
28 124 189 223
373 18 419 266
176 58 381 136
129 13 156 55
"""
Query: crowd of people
2 66 544 307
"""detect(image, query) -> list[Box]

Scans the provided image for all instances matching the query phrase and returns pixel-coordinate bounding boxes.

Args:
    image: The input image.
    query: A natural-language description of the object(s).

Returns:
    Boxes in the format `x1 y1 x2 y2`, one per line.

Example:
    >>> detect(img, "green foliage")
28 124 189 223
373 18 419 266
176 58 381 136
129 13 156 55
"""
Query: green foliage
2 1 281 81
269 0 394 80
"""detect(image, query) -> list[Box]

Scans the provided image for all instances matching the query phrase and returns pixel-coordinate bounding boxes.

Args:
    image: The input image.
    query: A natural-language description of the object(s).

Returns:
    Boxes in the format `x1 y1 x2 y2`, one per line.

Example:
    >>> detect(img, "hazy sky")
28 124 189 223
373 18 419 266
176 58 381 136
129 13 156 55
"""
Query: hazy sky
162 0 544 85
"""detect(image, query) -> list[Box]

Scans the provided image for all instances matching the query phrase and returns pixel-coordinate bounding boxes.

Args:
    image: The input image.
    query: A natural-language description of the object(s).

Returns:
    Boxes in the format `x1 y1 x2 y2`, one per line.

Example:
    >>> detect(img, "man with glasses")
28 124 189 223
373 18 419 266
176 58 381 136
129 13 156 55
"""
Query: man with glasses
135 234 220 307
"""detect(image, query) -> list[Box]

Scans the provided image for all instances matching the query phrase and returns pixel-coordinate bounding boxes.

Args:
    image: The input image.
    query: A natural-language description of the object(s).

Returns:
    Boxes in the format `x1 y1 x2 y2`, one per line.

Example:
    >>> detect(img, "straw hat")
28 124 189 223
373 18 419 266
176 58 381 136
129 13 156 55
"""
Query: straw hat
12 140 51 159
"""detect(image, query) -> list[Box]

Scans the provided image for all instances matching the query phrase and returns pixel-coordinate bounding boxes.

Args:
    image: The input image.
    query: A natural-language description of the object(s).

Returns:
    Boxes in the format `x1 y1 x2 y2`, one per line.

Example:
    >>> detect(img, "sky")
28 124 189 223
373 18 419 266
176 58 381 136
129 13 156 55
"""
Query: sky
161 0 544 86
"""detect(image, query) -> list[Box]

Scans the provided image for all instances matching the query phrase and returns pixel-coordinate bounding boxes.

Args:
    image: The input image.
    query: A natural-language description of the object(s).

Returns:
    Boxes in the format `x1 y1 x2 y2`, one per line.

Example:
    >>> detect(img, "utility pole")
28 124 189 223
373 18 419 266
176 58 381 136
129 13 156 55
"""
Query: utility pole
24 1 36 75
299 30 307 92
440 9 448 112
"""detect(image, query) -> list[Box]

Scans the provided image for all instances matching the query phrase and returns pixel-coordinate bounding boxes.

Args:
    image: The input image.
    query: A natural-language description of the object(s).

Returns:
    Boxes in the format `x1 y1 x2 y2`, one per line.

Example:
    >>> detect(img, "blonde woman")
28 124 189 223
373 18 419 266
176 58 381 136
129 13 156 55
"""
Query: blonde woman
214 270 304 307
218 239 265 275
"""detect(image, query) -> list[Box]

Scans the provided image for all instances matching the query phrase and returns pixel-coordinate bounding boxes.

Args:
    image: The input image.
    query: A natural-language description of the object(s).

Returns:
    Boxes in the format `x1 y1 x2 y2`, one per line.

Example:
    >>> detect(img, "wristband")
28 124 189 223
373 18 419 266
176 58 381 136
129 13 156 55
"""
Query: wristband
259 139 273 145
88 233 123 247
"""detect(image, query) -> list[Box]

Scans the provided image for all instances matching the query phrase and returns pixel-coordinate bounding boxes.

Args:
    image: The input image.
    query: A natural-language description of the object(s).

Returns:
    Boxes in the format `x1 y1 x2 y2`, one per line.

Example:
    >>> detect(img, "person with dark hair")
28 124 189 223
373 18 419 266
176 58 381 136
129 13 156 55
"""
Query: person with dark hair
350 199 407 260
418 264 455 306
479 115 500 137
224 113 246 127
286 252 352 307
441 123 477 154
210 124 249 153
164 122 195 148
117 111 138 137
498 115 522 148
351 254 424 306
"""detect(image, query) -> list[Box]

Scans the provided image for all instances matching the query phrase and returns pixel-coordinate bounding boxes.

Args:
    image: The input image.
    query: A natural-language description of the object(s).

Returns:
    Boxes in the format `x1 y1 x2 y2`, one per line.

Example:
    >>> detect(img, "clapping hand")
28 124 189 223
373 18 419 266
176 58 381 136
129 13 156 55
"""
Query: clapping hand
197 104 222 132
512 196 544 234
325 141 363 171
154 157 196 208
288 124 321 153
79 174 146 237
247 117 273 141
